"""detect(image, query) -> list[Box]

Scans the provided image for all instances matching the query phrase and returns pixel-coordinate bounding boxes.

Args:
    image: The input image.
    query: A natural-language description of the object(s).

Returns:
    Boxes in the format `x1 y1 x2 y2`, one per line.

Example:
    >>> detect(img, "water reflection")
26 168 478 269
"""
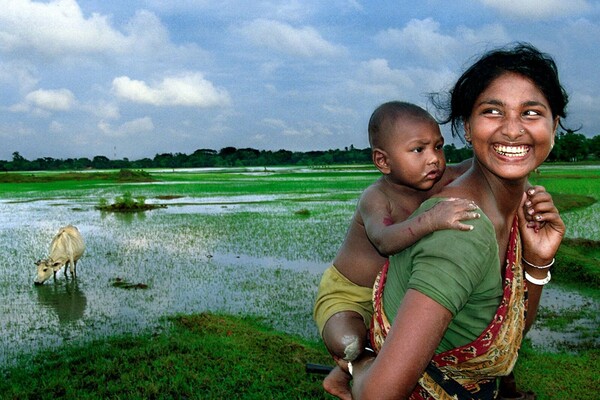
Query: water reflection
100 210 147 223
35 280 87 324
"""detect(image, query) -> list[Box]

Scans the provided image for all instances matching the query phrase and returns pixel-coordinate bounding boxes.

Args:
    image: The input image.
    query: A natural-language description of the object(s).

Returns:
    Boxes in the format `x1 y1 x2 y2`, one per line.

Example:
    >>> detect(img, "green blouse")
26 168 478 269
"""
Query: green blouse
382 198 503 353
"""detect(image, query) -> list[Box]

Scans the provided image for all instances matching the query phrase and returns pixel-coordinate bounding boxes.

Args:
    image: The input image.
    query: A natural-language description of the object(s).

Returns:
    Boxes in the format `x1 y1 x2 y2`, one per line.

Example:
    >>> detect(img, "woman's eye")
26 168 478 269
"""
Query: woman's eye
435 144 444 150
483 108 501 115
523 109 541 117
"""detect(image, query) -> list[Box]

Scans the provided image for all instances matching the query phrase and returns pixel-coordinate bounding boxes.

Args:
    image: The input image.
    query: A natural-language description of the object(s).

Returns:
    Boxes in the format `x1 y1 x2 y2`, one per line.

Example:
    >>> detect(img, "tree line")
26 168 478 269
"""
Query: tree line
1 130 598 172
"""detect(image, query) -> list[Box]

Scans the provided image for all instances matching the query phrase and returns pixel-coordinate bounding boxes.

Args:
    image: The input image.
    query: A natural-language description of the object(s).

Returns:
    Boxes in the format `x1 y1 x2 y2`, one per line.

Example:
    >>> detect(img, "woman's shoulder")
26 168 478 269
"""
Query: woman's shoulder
417 198 497 251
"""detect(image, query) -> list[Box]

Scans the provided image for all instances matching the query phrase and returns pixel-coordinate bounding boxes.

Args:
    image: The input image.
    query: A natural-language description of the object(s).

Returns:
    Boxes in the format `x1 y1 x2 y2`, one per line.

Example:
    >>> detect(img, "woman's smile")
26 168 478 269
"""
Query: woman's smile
493 144 530 158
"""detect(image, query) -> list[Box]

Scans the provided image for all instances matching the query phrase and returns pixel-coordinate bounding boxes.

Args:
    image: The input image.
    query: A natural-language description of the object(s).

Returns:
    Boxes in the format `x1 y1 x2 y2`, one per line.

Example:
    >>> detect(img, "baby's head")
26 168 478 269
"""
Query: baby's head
368 101 439 151
368 101 446 190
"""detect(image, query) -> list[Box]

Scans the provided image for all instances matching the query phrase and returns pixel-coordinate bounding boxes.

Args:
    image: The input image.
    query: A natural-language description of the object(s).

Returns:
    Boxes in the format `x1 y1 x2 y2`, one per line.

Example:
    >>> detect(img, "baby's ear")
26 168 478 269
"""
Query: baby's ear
372 148 391 174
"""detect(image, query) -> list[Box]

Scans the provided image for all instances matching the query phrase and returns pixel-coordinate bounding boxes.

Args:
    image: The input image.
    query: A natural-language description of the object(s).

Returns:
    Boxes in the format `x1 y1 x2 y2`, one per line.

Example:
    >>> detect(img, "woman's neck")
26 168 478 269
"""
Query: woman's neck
454 160 529 267
471 165 527 218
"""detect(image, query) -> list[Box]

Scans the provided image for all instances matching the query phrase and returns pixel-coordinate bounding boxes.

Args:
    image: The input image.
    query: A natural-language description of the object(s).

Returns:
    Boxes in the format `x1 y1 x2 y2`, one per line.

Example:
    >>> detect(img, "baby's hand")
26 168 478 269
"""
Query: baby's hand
427 198 480 232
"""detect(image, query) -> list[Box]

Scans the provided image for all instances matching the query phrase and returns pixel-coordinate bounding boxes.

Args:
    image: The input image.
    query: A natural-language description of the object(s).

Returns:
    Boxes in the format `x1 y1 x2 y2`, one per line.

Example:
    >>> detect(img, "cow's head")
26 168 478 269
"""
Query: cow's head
34 258 64 285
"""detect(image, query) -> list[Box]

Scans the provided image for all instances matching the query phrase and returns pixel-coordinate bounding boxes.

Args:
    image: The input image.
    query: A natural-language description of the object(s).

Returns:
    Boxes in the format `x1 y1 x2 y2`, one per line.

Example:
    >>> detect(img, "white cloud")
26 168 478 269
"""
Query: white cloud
98 117 154 137
239 19 346 58
112 73 231 108
0 0 129 56
123 10 177 56
352 59 415 97
376 19 458 61
84 101 120 120
323 104 356 116
0 62 39 92
261 117 333 139
0 122 34 139
23 88 75 112
0 0 202 62
347 58 458 108
478 0 592 19
375 18 509 64
262 118 287 129
49 120 64 133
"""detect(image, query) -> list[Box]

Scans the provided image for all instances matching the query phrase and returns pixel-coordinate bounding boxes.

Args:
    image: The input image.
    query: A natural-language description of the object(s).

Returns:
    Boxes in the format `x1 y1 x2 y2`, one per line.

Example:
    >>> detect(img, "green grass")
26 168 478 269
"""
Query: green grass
513 342 599 400
0 313 333 400
551 193 596 213
0 314 596 400
0 164 598 399
554 238 600 293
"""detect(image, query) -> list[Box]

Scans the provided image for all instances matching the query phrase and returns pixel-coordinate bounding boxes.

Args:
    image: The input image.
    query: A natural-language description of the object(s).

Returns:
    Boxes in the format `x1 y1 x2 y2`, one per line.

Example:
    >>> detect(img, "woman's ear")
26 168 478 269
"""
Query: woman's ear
551 117 560 149
463 120 472 143
372 148 391 174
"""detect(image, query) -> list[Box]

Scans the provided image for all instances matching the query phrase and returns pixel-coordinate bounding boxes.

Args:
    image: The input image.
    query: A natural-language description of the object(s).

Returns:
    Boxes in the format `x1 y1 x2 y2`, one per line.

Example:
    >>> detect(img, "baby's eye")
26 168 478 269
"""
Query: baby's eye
435 144 444 150
412 147 423 153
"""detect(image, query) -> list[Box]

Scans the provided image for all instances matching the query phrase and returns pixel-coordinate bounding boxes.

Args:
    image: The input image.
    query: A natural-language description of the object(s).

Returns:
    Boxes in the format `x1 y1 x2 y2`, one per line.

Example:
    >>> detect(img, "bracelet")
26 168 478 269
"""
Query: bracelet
522 257 555 269
524 270 551 285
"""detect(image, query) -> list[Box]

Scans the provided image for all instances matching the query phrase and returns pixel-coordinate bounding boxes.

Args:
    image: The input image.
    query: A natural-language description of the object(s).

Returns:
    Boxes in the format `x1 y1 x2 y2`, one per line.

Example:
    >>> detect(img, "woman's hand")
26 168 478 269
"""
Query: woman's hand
518 185 565 264
518 185 564 331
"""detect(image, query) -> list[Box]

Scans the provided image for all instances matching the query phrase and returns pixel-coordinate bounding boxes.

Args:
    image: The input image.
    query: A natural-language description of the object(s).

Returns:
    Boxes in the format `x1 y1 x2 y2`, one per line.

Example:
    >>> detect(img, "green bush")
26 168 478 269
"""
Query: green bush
96 191 165 212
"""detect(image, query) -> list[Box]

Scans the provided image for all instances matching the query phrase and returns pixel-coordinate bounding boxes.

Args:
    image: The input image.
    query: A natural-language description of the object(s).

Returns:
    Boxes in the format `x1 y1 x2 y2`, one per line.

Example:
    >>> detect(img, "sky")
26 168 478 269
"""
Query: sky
1 0 599 161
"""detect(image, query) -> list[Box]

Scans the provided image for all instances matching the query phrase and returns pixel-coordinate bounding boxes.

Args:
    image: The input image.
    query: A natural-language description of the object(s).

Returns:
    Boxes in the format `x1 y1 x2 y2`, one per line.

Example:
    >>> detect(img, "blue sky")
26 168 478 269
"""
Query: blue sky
1 0 599 160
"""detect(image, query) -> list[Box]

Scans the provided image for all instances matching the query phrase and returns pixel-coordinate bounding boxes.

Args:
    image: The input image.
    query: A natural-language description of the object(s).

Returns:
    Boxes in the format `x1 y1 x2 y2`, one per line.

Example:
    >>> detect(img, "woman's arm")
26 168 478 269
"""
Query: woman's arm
518 186 565 332
351 289 453 400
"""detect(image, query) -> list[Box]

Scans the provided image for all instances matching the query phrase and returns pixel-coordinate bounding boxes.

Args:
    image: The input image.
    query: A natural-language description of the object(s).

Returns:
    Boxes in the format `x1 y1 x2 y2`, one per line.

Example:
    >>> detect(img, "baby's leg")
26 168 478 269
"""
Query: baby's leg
321 310 368 362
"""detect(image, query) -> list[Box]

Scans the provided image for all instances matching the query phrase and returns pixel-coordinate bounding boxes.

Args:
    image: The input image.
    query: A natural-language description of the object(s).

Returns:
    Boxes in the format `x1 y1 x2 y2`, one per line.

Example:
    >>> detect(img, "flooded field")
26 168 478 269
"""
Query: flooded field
0 166 598 367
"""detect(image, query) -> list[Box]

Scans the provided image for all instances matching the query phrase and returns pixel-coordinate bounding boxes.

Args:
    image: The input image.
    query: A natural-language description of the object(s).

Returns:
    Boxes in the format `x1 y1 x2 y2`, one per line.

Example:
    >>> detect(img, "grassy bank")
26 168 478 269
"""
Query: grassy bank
513 342 598 400
0 313 333 400
0 313 597 400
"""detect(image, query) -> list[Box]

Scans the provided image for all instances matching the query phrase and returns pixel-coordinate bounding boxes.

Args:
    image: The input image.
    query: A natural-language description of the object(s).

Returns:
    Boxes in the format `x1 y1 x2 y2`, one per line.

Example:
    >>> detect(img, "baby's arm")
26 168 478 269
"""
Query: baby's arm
361 194 479 256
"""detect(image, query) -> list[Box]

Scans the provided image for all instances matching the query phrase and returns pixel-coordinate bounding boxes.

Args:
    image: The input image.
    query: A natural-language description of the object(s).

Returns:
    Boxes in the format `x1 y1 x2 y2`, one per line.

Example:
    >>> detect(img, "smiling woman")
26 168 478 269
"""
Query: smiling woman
349 43 568 400
464 72 558 181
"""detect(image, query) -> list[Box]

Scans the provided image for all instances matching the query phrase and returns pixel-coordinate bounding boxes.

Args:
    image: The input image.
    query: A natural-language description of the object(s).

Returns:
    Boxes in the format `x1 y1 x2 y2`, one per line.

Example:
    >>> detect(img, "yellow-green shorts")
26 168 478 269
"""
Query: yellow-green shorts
313 265 374 336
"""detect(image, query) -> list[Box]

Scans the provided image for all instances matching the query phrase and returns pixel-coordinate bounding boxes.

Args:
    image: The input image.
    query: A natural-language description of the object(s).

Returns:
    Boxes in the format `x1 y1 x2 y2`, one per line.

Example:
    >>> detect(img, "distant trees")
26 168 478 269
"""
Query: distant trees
548 130 589 162
442 144 473 163
1 131 599 172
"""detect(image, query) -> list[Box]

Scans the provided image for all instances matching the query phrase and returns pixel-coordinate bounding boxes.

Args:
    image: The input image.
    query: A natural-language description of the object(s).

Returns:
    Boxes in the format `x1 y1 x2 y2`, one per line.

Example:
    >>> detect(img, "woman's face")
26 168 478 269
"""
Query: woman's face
464 72 558 181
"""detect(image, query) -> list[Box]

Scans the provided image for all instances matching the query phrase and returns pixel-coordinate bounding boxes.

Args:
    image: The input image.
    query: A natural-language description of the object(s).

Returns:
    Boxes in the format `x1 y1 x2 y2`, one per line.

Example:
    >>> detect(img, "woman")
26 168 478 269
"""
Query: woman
349 43 567 399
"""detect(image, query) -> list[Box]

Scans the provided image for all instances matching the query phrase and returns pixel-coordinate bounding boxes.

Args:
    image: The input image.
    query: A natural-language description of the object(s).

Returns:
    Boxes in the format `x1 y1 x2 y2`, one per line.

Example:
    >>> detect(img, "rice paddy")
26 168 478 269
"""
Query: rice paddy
0 165 598 370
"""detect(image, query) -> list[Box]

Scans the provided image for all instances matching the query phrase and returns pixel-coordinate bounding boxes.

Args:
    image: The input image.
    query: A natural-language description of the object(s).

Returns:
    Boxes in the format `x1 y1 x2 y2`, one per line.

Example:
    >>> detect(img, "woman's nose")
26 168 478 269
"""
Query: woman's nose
503 114 524 140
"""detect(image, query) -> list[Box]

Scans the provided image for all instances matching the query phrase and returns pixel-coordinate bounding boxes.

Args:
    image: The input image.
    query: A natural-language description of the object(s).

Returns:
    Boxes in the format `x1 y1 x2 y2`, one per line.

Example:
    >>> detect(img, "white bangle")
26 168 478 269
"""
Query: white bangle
525 270 551 285
522 257 555 269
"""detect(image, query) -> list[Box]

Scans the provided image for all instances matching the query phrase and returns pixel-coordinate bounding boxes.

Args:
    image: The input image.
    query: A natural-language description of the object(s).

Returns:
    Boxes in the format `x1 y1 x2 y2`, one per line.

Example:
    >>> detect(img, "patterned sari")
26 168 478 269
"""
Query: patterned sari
370 217 527 400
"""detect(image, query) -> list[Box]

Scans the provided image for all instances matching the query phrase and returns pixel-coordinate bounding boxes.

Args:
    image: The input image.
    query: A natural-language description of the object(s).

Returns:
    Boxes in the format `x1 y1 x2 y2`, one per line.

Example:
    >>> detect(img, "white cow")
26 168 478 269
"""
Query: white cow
34 225 85 285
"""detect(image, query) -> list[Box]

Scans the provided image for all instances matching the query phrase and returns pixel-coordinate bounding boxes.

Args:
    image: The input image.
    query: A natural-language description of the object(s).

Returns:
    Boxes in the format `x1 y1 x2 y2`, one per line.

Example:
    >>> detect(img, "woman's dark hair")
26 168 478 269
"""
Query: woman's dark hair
434 42 569 140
